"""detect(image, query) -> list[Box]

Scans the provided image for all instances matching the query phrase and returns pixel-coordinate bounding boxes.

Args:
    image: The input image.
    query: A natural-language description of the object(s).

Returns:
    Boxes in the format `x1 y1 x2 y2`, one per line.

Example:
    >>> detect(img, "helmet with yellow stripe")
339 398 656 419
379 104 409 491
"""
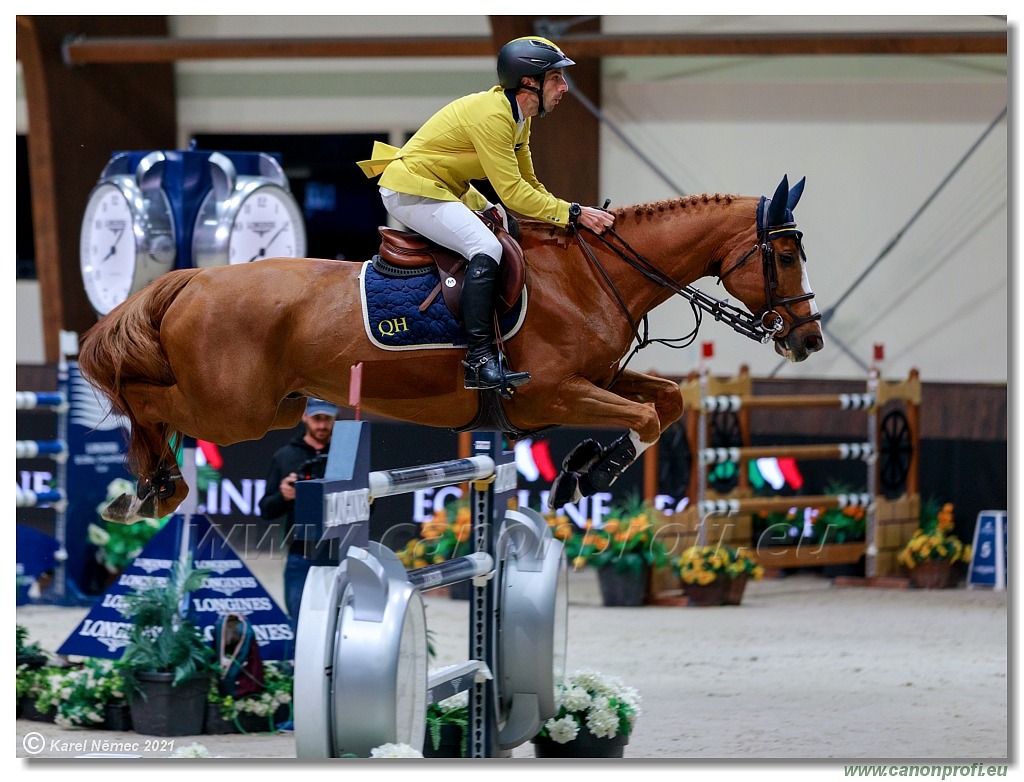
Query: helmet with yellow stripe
497 36 575 90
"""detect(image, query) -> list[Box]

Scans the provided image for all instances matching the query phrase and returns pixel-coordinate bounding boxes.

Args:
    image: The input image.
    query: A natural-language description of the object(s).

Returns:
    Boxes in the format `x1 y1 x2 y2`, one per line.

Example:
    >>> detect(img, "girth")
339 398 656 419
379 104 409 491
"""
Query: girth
376 214 526 319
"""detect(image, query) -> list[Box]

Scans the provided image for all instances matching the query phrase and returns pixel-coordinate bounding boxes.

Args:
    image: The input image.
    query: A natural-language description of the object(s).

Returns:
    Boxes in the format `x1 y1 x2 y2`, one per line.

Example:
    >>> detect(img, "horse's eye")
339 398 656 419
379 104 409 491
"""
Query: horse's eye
778 252 796 266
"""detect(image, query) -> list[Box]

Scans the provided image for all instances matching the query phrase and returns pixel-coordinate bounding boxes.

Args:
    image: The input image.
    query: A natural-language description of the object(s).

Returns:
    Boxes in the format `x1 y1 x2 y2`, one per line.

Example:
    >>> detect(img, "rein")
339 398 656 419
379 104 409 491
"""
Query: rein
570 221 798 382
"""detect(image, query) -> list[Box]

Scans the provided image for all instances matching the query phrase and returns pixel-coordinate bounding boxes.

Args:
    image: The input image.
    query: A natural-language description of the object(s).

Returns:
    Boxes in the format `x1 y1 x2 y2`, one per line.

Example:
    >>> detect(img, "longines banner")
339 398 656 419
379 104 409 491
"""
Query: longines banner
57 514 293 661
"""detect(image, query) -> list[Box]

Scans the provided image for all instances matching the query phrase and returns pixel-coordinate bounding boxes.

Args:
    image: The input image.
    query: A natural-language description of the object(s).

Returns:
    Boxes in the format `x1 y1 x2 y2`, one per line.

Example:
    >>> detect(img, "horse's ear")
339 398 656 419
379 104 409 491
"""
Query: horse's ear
767 175 790 226
787 176 806 212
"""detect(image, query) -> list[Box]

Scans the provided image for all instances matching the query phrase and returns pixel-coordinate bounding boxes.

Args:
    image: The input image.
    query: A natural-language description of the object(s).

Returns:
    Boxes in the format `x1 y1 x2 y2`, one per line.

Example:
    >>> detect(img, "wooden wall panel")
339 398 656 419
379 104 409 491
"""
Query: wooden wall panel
16 16 176 362
488 16 601 209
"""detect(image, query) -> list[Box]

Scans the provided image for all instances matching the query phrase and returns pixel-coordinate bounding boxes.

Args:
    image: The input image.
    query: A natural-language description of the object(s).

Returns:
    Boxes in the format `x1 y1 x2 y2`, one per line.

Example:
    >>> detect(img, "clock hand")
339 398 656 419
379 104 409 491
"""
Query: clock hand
100 227 126 262
247 223 289 262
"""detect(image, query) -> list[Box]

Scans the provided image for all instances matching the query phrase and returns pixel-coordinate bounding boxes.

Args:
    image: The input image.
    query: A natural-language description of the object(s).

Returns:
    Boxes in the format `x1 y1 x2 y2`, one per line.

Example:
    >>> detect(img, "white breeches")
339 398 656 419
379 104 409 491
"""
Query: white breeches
380 188 502 264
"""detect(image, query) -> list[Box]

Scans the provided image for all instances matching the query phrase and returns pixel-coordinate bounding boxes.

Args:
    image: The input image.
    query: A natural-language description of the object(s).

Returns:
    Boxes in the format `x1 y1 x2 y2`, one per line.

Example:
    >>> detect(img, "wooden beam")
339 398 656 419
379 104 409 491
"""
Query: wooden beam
17 15 177 363
59 30 1006 65
557 30 1006 57
61 35 494 64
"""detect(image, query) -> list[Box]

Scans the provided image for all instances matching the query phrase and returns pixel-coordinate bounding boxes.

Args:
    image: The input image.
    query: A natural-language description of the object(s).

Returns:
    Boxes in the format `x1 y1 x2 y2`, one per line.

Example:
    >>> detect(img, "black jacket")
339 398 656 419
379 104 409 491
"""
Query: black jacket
259 435 329 531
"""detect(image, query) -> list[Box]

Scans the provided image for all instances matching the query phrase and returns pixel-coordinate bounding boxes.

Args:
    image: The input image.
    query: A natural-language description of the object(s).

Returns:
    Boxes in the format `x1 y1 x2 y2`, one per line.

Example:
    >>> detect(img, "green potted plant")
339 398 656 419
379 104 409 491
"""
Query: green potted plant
19 665 65 723
561 495 669 606
53 658 131 730
119 559 217 736
205 661 293 735
898 500 970 588
423 687 469 758
530 668 642 758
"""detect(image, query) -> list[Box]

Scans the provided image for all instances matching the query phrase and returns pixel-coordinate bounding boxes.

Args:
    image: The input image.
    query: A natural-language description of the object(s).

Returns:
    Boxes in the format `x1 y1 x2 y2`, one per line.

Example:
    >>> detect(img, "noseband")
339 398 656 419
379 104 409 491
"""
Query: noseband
718 220 821 340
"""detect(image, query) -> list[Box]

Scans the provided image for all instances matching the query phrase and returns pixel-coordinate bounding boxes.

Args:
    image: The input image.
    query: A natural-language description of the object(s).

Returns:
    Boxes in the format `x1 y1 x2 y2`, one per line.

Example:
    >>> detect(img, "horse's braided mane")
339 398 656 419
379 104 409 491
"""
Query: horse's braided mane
517 192 741 237
611 192 737 218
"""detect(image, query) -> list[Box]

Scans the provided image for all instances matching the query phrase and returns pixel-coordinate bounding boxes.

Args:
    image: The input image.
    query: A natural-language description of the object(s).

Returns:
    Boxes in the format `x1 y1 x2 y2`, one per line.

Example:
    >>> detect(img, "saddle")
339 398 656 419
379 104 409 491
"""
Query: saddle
376 211 526 320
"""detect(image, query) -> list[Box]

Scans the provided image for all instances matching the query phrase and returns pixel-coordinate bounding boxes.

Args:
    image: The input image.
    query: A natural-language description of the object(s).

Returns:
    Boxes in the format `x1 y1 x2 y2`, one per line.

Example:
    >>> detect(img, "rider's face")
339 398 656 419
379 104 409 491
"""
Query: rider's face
520 69 569 117
541 69 569 110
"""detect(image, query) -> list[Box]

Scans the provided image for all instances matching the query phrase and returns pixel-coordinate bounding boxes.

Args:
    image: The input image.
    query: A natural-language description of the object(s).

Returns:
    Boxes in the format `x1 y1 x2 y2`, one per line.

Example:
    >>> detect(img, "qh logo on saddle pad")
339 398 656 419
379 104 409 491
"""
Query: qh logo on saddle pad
359 260 527 351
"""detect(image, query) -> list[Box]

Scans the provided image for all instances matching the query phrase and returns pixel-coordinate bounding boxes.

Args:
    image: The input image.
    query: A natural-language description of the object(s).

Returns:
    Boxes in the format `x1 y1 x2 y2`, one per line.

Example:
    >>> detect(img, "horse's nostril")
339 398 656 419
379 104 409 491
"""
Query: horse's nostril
804 334 824 353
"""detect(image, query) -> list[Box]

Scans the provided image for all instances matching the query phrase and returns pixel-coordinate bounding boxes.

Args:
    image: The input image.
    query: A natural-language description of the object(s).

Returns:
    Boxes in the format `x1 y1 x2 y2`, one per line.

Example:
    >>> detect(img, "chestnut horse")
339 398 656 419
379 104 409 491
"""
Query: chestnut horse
78 175 822 524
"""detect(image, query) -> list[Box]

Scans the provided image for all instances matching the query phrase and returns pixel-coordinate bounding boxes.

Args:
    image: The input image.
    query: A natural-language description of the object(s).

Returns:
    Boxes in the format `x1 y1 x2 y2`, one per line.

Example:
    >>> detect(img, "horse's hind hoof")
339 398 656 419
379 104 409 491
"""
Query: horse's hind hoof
549 471 582 509
562 439 604 473
101 493 143 525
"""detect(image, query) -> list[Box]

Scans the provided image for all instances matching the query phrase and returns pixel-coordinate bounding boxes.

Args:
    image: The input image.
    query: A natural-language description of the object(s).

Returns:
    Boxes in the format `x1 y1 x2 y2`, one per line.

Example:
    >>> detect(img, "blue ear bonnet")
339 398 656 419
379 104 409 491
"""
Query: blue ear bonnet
758 175 805 240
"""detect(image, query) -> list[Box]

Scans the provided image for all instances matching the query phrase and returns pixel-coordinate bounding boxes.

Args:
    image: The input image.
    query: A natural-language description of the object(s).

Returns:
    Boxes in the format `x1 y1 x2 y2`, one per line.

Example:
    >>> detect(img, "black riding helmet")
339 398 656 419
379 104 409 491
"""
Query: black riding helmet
497 36 575 90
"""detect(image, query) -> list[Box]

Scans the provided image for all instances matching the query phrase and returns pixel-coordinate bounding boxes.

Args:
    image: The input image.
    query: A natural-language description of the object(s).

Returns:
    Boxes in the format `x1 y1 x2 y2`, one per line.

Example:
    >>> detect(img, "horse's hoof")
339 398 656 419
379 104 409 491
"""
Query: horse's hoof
549 471 582 509
562 439 604 473
136 492 161 521
101 493 143 525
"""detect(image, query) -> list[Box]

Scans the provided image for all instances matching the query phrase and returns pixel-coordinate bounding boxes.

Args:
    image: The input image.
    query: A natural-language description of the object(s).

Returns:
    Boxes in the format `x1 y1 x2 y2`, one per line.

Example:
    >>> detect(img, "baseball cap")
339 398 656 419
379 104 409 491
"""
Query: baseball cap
305 398 339 418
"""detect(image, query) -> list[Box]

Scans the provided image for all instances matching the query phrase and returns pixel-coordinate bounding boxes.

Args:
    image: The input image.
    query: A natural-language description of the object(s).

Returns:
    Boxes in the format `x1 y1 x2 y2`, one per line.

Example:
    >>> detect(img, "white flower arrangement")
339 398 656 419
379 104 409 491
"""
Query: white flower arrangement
369 742 424 758
538 669 642 744
170 742 218 758
234 687 292 718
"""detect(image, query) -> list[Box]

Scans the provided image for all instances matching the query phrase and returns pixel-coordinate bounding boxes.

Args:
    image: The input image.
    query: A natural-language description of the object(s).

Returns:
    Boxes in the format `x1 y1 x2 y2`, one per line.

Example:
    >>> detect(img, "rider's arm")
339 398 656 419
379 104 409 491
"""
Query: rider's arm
469 109 571 225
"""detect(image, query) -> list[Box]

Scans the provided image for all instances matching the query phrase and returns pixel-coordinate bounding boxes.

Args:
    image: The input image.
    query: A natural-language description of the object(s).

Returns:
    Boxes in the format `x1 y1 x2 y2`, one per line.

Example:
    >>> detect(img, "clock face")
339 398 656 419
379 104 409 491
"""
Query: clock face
227 185 306 264
80 183 136 316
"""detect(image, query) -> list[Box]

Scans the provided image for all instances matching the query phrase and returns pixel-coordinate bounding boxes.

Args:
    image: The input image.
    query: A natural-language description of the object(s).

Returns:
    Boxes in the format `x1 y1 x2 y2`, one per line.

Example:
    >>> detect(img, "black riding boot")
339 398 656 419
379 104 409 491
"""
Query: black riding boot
462 254 530 391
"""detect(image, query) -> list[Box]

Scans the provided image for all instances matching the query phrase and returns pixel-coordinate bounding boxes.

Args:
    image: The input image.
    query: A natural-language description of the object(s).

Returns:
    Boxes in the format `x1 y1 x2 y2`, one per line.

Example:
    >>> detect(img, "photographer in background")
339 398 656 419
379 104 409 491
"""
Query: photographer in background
259 397 339 625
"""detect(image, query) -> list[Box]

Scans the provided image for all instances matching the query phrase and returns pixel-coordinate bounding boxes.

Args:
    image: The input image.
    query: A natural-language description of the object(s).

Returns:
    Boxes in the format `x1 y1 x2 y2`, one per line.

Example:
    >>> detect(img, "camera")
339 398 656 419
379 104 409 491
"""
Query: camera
297 452 329 481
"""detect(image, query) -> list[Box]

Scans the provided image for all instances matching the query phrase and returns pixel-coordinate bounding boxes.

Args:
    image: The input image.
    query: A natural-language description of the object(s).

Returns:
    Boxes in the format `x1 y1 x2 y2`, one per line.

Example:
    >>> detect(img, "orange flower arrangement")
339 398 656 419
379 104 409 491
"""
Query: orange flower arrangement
898 501 970 570
556 497 669 577
396 501 473 568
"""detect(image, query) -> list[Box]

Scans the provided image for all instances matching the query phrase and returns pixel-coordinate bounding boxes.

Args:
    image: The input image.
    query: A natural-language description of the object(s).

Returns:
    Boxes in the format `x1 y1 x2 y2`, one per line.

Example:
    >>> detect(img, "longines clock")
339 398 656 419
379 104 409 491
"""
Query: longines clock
192 151 307 267
79 151 177 316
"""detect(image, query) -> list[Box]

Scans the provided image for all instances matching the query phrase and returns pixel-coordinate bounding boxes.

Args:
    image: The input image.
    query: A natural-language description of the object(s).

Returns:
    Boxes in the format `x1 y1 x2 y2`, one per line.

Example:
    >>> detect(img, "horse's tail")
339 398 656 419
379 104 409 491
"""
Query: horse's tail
78 269 203 477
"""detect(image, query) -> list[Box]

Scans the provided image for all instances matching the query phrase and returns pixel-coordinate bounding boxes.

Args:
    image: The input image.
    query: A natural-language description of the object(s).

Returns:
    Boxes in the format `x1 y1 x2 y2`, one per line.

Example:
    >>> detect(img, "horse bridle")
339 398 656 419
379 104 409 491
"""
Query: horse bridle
571 210 820 353
717 218 821 340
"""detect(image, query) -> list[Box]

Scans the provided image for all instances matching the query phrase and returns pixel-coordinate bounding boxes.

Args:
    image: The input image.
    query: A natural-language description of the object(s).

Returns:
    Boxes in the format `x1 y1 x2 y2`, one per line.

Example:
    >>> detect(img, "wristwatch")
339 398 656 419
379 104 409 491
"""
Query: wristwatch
568 202 582 226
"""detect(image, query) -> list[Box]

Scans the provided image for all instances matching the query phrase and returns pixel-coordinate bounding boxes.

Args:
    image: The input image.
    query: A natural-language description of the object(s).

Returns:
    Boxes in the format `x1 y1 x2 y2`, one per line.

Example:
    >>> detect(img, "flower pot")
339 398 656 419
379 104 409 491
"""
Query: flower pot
531 727 628 758
596 564 649 607
909 560 956 589
102 702 132 731
423 722 465 758
17 653 48 670
205 701 290 735
21 699 56 723
129 672 209 736
682 579 726 607
448 579 472 601
204 702 237 735
723 573 748 605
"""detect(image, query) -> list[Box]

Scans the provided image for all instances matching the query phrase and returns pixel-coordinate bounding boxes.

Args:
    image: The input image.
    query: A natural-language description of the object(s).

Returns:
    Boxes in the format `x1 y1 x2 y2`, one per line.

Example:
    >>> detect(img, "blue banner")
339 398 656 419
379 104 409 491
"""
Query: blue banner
968 510 1007 589
57 514 292 660
16 525 59 606
65 362 133 595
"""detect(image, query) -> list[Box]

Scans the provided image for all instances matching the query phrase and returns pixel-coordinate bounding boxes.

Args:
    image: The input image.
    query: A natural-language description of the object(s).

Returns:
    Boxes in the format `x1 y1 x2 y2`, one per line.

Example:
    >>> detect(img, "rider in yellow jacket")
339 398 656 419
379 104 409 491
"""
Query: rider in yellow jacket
358 35 614 392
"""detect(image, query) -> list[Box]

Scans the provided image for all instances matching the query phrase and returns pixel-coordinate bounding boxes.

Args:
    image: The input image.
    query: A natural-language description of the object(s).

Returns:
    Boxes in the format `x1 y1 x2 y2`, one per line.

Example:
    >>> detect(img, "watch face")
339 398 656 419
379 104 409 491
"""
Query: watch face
228 185 306 264
80 182 136 316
